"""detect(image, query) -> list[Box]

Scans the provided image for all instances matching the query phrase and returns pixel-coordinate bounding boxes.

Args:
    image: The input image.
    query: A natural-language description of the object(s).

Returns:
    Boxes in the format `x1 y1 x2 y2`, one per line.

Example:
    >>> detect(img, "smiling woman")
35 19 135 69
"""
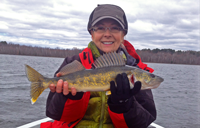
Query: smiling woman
90 19 125 53
40 4 158 128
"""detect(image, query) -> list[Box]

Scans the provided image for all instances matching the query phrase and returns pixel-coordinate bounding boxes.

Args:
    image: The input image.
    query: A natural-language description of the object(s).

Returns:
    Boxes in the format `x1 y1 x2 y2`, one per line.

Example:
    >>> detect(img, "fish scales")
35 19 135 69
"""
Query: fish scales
45 66 129 91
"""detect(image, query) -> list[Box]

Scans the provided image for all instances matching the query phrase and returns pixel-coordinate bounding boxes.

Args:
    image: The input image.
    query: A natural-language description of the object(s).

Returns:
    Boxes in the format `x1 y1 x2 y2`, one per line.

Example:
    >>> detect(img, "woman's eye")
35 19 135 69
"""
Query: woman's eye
111 27 119 30
98 27 105 30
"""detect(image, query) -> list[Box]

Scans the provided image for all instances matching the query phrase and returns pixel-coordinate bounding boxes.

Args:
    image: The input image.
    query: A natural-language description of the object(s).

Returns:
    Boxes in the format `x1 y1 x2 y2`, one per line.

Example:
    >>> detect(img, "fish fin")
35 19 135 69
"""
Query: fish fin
106 91 111 95
104 88 110 91
92 52 126 68
25 64 45 82
59 60 85 76
25 65 46 104
30 82 45 104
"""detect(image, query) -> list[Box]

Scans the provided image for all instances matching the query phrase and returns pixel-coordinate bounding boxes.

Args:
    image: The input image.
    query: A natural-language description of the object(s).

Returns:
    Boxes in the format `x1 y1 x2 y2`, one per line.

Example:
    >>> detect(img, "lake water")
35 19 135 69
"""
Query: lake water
0 54 199 128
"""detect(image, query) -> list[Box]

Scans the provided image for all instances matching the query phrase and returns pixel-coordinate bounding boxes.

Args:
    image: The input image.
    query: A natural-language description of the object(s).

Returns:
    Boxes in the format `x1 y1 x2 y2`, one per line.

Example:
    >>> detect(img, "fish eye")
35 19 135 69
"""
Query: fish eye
150 74 155 78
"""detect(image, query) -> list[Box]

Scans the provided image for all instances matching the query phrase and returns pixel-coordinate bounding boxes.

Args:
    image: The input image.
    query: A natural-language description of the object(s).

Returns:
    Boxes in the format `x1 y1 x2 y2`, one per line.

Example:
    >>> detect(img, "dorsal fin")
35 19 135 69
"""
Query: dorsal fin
92 52 126 68
59 60 85 76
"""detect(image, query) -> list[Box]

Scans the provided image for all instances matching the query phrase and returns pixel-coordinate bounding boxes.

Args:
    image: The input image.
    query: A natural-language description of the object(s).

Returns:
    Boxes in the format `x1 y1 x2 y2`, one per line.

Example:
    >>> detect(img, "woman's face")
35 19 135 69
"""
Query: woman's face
91 19 125 53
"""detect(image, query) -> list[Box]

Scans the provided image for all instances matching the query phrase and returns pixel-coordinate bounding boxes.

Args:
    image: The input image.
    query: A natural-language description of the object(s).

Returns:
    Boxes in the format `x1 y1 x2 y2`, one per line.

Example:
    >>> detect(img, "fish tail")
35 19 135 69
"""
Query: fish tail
25 65 46 104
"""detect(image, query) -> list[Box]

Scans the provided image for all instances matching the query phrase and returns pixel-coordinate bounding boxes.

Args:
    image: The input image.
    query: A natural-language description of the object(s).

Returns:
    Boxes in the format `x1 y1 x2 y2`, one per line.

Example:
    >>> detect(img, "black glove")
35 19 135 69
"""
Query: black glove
108 73 141 113
109 73 141 104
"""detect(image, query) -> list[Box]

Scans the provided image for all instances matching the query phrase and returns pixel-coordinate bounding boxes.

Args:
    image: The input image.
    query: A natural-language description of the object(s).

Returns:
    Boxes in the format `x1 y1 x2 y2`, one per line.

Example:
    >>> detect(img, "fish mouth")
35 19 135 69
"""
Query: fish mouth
158 77 164 82
101 41 114 45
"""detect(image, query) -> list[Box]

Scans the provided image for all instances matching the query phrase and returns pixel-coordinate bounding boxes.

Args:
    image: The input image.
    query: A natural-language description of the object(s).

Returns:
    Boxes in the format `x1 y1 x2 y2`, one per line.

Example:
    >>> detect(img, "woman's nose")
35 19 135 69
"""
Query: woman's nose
104 28 112 37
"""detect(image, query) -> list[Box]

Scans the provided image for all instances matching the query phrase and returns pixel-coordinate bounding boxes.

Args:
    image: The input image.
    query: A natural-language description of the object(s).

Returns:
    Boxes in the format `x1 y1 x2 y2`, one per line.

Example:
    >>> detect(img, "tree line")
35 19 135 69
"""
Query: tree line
0 41 200 65
0 41 82 58
137 49 200 65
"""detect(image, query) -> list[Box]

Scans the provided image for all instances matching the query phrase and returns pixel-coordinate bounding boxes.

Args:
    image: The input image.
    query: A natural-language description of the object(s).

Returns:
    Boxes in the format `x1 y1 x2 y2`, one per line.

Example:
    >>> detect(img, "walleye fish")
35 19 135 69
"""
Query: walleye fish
25 52 164 104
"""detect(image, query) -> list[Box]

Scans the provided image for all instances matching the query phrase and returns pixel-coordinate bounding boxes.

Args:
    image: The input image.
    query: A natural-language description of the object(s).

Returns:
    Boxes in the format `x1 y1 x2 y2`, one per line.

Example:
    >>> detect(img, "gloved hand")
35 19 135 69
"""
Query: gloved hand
109 73 141 104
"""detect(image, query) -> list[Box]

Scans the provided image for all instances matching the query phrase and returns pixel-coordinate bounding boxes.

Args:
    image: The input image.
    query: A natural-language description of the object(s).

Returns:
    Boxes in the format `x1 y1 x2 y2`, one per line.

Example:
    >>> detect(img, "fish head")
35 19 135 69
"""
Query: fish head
131 69 164 90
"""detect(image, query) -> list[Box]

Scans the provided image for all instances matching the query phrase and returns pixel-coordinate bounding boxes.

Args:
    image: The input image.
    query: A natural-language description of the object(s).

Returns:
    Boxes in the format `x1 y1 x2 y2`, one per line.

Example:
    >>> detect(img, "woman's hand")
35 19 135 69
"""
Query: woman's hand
49 72 77 96
110 73 141 104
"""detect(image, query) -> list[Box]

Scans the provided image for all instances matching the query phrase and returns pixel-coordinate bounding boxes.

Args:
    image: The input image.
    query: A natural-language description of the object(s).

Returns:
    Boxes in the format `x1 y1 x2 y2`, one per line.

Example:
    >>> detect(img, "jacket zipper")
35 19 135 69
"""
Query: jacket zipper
99 91 106 128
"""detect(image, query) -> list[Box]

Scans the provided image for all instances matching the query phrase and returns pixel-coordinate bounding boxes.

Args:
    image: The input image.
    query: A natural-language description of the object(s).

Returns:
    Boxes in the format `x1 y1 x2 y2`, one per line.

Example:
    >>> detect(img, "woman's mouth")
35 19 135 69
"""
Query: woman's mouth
102 42 114 45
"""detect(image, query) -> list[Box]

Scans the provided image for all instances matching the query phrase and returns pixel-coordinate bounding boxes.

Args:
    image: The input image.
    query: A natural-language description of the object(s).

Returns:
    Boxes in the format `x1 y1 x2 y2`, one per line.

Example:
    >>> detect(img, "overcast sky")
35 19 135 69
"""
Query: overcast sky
0 0 199 51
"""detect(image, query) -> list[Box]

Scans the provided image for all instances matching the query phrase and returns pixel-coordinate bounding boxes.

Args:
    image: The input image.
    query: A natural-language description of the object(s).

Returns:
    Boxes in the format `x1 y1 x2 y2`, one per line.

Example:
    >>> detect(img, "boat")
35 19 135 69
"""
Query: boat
16 117 164 128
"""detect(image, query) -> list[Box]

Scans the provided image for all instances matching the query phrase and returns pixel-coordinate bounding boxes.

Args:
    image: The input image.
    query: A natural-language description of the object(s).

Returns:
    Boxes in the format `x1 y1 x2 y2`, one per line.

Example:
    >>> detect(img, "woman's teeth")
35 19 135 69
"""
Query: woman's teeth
102 42 113 44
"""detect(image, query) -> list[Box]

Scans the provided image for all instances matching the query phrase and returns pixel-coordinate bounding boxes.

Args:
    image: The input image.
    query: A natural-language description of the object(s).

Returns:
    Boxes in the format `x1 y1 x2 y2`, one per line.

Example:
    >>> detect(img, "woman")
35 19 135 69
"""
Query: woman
41 4 156 128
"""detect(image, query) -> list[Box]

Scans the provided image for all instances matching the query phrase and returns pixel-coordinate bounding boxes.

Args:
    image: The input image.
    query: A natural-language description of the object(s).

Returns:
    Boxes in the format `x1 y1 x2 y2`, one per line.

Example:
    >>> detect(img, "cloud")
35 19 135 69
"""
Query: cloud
0 0 199 51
